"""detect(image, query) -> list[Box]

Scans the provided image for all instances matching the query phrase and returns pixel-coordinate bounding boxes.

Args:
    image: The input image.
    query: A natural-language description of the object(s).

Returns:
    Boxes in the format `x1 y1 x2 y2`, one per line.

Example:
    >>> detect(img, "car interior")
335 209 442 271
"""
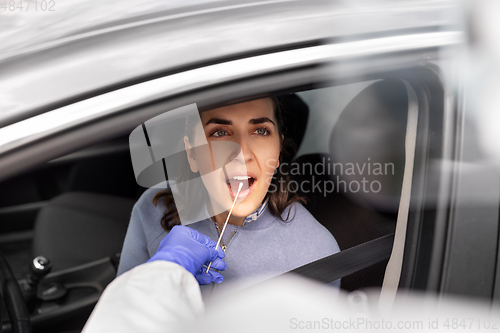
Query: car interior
0 78 410 332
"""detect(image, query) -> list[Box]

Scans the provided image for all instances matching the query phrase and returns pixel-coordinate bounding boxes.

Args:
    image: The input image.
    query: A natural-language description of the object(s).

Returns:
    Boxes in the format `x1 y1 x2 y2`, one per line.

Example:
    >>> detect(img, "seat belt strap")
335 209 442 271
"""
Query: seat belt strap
284 233 395 284
379 81 419 314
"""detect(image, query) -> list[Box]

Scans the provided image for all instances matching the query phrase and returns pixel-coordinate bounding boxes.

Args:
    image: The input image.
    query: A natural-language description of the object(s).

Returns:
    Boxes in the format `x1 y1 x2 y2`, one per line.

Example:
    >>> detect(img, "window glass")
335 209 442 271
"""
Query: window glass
296 81 379 157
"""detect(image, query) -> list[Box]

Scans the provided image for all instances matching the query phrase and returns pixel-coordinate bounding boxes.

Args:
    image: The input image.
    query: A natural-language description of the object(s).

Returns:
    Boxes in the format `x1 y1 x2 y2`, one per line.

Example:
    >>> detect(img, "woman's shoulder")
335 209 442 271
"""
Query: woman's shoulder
278 202 339 246
280 201 322 227
130 185 170 244
134 182 171 210
132 184 172 225
274 201 340 265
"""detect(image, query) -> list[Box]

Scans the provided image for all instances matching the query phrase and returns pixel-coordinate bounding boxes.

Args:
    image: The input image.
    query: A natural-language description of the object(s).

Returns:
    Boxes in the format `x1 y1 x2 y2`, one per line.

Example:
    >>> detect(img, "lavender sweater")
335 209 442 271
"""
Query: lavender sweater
117 187 340 295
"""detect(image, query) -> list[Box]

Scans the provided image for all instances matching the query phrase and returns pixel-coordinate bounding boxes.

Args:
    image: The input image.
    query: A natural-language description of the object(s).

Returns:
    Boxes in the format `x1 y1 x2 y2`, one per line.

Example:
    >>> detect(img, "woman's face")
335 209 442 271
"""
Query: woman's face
184 98 281 218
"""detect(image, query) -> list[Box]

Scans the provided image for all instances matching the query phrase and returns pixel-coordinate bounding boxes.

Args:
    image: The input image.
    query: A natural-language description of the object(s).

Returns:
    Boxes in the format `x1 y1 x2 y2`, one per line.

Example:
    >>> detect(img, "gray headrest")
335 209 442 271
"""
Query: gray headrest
329 79 409 212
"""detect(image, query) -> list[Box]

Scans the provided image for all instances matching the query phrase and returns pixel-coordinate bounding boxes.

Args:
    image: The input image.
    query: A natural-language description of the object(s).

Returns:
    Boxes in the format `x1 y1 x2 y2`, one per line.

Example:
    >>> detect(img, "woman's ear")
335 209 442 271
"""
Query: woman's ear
184 136 199 173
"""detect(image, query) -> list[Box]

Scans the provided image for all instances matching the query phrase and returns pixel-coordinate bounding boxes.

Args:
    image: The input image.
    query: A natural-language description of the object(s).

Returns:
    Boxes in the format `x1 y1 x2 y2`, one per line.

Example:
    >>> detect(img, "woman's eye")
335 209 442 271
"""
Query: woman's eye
254 128 270 136
211 129 228 137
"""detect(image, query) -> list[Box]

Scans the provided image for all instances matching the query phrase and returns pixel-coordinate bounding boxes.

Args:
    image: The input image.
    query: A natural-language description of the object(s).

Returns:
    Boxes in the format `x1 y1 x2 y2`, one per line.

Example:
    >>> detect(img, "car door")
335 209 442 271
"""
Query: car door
1 0 494 331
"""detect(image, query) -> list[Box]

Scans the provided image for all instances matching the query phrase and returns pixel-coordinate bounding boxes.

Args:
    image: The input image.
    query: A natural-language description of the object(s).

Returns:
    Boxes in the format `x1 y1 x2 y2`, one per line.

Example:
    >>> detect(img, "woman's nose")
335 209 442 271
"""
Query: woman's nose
229 135 254 164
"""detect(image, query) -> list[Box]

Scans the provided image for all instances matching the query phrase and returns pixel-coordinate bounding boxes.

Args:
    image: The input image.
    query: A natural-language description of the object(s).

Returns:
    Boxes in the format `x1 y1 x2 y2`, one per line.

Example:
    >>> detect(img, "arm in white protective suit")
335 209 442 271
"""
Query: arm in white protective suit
82 225 226 333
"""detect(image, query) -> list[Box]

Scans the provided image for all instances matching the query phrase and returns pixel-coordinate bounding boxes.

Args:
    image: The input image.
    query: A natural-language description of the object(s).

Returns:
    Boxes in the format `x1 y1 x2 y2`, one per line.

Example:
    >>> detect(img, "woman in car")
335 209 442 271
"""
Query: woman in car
118 97 340 296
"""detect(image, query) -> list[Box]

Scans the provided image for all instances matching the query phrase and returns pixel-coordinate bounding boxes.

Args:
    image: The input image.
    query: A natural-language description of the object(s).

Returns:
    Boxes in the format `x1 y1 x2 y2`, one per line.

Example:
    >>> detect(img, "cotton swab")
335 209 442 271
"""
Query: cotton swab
205 182 243 274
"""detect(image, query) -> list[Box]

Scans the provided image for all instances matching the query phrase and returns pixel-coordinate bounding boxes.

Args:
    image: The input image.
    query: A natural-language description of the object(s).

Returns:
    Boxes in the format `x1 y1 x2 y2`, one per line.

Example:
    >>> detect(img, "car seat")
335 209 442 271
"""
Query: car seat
294 79 408 291
33 192 136 272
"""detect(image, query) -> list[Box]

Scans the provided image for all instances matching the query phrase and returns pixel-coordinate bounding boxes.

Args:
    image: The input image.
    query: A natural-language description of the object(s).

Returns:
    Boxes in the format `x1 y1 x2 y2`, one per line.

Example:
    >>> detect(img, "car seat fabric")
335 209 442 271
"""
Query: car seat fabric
33 192 135 272
293 154 396 290
295 79 409 290
329 79 408 213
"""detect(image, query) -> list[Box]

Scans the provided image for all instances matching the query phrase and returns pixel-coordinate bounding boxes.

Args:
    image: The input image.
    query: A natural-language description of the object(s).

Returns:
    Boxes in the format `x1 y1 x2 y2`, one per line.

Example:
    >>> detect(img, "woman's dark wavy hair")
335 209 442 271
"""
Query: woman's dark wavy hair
153 96 305 231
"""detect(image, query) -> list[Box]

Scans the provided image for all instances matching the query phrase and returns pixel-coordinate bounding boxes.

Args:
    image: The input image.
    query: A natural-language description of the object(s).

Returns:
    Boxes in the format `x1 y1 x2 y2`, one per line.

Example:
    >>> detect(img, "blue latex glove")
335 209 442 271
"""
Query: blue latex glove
147 225 226 285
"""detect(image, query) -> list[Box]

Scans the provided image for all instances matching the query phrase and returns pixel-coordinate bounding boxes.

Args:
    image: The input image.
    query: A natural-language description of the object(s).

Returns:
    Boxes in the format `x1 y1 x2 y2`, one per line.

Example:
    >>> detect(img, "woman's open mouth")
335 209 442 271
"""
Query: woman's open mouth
226 175 256 199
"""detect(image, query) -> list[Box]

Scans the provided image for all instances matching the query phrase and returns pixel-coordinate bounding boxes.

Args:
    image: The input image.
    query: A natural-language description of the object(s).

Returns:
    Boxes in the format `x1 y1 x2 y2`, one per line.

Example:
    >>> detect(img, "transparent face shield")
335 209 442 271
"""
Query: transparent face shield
129 104 248 226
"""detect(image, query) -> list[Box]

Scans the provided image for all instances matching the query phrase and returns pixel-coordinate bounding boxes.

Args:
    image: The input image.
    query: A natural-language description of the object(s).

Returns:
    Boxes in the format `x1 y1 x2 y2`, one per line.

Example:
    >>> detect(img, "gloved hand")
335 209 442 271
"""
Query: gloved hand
147 225 226 285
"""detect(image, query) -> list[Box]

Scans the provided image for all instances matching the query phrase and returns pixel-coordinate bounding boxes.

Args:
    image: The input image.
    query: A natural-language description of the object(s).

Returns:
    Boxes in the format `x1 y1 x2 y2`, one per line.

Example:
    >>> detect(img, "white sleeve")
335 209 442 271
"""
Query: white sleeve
82 261 204 333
